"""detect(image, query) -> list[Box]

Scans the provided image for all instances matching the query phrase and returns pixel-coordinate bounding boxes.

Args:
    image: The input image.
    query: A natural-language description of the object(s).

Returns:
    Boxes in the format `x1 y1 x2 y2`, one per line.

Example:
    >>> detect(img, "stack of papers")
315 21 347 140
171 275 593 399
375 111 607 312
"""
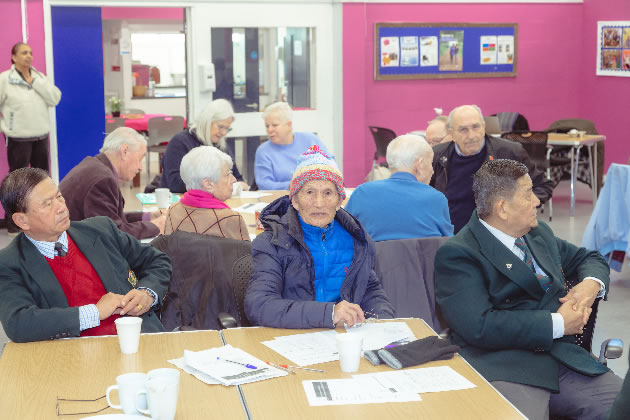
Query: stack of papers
262 330 339 366
232 202 268 214
302 366 475 406
168 344 287 386
261 323 416 366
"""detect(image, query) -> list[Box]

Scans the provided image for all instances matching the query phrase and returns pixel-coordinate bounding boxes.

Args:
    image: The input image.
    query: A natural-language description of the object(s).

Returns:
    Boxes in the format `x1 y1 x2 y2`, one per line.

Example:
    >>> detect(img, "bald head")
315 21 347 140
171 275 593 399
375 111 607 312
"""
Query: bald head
386 135 434 183
448 104 486 156
426 116 450 146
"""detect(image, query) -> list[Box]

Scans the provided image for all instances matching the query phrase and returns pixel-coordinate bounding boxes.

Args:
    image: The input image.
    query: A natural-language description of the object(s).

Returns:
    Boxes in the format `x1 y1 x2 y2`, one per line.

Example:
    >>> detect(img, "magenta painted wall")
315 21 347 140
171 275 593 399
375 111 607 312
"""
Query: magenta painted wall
343 3 586 186
0 0 46 218
581 0 630 169
101 7 183 20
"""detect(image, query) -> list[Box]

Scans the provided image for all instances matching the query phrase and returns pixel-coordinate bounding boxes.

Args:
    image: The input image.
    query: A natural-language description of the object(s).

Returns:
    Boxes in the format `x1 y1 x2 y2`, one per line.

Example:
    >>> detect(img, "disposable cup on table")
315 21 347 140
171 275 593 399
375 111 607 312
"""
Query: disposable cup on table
115 317 143 354
336 333 364 373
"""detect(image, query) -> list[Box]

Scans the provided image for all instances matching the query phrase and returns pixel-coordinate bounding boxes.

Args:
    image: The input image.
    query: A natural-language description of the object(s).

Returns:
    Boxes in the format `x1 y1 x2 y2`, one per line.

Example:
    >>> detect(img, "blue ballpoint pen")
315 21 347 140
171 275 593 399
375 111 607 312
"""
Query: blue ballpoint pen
217 356 257 369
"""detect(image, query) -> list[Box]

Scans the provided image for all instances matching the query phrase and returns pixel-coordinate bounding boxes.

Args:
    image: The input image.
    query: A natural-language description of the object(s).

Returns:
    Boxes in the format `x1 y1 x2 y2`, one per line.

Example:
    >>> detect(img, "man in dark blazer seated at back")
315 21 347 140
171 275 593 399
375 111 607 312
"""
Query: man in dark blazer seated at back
430 104 553 234
0 168 171 342
59 127 165 240
435 159 621 420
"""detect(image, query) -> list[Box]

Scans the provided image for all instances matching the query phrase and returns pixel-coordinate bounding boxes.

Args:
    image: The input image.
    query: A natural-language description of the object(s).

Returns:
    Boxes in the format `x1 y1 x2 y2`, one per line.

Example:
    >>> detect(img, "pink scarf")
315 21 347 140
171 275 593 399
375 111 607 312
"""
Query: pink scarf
179 189 230 209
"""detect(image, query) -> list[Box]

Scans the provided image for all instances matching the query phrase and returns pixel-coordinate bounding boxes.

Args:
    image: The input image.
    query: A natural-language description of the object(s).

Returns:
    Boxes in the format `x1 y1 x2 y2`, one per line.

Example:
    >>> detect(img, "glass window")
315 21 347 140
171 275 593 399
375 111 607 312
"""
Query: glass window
131 33 186 97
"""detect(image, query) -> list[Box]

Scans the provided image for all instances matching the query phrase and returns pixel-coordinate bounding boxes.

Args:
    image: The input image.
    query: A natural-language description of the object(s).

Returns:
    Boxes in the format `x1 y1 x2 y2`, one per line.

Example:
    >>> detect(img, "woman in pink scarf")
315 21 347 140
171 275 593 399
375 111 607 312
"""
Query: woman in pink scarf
164 146 249 241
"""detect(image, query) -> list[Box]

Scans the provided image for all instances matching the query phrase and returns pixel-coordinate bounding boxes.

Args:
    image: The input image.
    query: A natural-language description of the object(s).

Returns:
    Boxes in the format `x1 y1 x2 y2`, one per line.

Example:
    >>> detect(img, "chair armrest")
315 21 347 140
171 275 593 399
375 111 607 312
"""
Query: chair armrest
218 312 239 329
598 338 624 366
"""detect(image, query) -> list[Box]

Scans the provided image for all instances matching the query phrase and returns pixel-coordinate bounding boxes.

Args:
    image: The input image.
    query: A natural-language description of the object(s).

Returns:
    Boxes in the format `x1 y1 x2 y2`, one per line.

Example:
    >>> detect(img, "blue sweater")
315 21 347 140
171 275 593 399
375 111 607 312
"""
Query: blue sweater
254 132 327 190
299 214 354 303
446 146 487 233
345 172 453 241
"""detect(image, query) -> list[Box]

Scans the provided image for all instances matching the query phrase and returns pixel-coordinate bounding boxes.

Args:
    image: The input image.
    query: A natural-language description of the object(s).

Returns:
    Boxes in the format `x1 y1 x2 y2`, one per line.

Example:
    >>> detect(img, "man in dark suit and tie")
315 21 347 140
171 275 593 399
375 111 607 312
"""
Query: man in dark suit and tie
435 159 622 420
0 168 171 342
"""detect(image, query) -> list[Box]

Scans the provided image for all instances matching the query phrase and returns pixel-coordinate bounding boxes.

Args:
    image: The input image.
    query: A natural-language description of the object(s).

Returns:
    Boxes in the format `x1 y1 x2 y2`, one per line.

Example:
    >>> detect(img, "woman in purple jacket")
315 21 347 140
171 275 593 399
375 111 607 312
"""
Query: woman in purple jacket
244 146 394 329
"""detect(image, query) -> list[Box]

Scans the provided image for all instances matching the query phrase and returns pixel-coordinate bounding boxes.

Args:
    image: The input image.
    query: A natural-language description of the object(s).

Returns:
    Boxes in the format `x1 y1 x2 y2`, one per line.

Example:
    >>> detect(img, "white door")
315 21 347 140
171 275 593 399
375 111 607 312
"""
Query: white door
186 2 339 161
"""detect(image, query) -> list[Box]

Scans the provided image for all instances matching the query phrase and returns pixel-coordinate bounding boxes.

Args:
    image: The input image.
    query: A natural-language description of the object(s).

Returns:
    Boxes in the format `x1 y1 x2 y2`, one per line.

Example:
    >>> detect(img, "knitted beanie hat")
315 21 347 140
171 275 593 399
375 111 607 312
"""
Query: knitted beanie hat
289 145 346 201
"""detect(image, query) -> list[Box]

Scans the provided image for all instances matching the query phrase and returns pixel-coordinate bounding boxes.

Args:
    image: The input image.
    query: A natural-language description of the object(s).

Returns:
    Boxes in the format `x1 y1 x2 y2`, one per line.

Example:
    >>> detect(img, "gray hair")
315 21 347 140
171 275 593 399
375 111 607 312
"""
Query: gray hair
447 105 484 129
386 135 432 171
180 145 233 190
100 127 146 153
190 99 235 150
427 115 448 127
262 102 293 123
473 159 529 219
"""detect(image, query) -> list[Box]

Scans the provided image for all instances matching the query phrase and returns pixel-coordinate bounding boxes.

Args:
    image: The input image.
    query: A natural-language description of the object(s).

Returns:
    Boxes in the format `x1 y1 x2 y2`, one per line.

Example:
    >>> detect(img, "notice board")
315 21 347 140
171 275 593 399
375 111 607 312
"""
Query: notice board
375 22 518 80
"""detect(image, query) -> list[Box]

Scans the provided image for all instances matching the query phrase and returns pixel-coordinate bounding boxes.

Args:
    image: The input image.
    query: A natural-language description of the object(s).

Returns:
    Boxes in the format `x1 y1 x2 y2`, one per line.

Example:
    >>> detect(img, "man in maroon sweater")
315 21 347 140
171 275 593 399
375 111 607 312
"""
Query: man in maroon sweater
59 127 165 240
0 168 171 342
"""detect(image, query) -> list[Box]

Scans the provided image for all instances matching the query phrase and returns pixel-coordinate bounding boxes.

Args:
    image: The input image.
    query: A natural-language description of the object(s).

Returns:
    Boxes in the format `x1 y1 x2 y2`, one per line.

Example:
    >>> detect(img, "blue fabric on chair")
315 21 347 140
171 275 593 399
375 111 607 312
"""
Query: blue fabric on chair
582 163 630 272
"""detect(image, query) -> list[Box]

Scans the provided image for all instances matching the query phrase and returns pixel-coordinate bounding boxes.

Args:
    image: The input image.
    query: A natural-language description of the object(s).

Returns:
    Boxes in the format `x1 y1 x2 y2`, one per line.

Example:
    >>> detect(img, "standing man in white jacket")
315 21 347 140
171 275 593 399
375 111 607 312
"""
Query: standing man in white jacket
0 42 61 234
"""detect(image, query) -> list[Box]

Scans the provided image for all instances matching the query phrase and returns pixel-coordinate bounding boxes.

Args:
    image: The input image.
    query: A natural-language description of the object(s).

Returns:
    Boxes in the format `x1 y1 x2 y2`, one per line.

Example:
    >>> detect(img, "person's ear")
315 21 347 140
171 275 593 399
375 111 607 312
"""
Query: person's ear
12 212 28 231
120 144 129 160
496 198 509 221
291 195 300 211
287 120 293 131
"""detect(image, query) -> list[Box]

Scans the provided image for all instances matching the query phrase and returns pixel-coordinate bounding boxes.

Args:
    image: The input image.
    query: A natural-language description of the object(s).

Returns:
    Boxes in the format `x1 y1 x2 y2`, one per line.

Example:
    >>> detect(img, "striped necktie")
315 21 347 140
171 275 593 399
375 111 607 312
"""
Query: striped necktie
514 238 551 292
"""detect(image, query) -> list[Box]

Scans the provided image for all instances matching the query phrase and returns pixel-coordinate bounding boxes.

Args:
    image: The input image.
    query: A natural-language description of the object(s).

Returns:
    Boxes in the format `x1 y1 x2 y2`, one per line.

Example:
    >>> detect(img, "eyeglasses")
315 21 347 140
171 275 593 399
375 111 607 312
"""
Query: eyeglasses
456 123 483 135
427 135 448 145
216 124 232 134
56 395 108 416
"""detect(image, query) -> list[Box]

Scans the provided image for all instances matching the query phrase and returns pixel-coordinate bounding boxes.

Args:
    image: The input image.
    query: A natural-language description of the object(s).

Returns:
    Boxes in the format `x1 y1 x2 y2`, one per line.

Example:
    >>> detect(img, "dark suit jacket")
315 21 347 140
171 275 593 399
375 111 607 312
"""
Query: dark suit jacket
59 153 159 239
0 216 171 342
435 211 610 392
430 135 554 204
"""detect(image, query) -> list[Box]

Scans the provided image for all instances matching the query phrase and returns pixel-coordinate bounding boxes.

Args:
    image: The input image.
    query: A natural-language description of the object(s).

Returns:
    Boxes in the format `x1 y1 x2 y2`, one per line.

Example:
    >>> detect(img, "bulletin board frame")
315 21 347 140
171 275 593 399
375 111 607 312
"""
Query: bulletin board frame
596 21 630 77
374 22 518 80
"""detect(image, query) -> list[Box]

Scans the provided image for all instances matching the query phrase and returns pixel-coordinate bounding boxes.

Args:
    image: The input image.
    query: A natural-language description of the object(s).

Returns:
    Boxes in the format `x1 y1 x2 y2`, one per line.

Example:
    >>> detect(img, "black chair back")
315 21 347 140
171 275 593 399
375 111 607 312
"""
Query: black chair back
232 254 253 327
501 131 549 171
368 126 396 164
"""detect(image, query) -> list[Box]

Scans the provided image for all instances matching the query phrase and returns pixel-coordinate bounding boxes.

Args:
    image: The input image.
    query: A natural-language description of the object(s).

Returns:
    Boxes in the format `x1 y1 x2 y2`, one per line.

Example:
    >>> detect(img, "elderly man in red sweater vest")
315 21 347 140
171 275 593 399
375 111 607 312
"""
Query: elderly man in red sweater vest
0 168 171 342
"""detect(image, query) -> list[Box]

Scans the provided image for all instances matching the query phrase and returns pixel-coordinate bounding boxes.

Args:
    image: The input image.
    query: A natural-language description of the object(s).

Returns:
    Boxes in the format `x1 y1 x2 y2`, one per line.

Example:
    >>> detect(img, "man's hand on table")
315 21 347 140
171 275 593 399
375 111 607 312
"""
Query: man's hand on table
333 301 365 328
150 214 166 234
120 289 155 317
239 181 250 191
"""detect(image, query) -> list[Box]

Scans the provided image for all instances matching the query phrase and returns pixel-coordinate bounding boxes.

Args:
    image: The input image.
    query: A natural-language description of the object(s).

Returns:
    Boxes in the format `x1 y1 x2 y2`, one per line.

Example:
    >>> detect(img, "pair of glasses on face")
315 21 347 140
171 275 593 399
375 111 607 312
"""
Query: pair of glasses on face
456 123 483 135
345 311 379 329
216 124 232 134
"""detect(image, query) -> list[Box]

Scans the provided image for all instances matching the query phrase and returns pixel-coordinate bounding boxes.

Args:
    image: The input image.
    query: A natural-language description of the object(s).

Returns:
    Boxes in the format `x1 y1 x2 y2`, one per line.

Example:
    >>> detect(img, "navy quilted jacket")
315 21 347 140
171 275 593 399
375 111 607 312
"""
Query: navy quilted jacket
244 196 394 328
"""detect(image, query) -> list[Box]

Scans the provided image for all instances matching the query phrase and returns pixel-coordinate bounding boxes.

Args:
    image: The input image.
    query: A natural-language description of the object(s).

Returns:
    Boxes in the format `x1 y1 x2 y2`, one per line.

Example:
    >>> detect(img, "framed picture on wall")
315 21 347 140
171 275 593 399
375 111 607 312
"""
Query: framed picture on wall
597 21 630 77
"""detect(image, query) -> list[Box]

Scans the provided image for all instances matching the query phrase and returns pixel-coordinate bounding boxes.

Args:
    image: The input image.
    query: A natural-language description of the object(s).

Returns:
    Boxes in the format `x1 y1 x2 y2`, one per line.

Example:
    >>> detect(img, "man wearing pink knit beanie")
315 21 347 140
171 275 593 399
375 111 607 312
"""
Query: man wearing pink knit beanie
244 145 394 329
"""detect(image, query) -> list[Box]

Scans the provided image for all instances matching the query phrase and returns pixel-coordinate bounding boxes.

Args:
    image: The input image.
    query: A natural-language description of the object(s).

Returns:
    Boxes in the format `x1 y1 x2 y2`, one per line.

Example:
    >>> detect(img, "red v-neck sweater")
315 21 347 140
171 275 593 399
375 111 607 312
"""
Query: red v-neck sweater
45 235 119 336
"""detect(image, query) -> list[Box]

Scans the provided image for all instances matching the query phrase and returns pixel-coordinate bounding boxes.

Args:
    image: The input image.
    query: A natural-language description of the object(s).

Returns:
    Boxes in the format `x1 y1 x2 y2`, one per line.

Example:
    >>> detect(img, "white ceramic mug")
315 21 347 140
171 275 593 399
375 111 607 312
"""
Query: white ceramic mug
155 188 172 209
114 317 143 354
136 375 180 420
232 182 243 197
147 367 180 382
336 333 364 373
106 372 148 415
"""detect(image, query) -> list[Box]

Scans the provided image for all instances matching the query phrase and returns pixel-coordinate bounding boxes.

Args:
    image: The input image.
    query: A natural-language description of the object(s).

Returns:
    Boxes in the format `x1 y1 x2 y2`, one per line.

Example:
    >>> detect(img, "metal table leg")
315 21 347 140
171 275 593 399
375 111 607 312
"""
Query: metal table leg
590 143 598 205
570 145 583 217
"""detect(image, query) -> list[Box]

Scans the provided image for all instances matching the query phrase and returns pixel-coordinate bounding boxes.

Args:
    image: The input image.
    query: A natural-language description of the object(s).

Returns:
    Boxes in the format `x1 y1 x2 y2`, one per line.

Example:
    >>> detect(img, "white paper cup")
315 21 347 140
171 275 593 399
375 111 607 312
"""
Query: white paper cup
155 188 172 209
232 182 242 197
106 372 148 414
336 333 364 373
115 317 143 354
136 375 180 420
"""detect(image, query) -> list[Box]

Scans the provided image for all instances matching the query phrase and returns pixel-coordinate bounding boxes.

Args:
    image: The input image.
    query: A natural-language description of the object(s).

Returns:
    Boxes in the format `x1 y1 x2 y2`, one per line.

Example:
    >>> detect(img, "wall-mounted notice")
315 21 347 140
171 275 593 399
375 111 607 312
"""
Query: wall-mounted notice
597 21 630 77
374 22 518 80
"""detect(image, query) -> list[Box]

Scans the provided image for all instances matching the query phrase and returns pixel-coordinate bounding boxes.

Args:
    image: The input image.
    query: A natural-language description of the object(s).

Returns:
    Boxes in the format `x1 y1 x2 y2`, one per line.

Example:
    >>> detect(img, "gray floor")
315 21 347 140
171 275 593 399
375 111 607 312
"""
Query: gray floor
0 177 628 379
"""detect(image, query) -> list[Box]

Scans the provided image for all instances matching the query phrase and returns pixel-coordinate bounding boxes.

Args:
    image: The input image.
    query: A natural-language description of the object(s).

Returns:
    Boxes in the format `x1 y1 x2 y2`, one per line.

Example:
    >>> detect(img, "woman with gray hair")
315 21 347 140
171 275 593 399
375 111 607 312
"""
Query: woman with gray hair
160 99 248 193
164 146 249 240
254 102 328 190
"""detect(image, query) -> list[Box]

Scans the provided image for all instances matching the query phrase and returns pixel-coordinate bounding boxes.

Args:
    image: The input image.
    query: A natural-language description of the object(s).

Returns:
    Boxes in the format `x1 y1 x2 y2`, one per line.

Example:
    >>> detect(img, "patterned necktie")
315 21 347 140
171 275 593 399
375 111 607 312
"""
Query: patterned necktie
54 242 67 257
514 238 551 292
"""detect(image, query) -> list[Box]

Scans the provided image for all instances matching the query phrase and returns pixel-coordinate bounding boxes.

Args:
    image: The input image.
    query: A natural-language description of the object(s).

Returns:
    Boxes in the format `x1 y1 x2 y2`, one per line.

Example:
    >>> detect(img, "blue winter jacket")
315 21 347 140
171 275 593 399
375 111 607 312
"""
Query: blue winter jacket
244 196 394 329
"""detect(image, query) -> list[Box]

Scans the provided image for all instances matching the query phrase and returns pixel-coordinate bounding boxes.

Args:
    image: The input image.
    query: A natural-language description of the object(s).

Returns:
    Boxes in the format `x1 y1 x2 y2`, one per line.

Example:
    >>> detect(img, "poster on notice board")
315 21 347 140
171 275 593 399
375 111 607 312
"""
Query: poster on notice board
597 21 630 77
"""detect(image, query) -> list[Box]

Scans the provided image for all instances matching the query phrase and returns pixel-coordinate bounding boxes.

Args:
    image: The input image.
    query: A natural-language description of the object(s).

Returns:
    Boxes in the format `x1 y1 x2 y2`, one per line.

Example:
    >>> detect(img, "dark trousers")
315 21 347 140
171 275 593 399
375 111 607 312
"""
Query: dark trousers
7 136 50 173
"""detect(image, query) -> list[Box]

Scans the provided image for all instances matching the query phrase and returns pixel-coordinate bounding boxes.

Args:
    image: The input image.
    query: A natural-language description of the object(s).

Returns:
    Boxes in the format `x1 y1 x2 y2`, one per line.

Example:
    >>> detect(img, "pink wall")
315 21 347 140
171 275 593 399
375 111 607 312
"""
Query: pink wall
101 7 183 20
0 0 46 218
343 3 586 186
581 0 630 169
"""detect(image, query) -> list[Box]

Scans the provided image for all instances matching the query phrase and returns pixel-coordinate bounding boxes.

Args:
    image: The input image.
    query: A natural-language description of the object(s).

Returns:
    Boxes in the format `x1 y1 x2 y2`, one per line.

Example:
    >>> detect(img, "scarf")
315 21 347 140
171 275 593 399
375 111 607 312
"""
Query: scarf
179 189 230 209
